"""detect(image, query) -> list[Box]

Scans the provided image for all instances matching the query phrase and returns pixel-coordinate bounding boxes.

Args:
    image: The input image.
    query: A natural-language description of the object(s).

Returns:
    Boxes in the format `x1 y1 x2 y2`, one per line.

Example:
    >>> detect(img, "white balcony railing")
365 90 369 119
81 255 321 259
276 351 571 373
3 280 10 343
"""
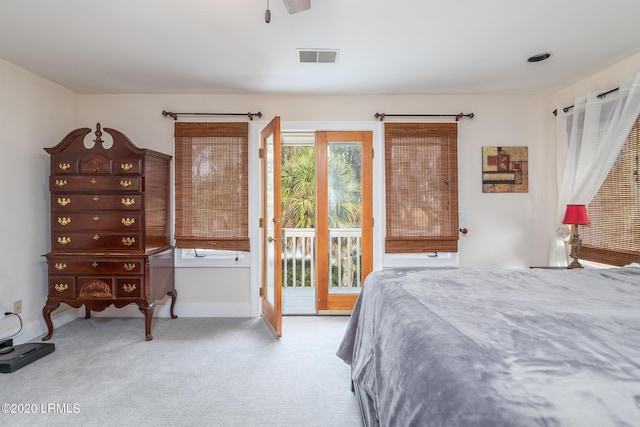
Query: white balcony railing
282 228 362 289
282 228 315 288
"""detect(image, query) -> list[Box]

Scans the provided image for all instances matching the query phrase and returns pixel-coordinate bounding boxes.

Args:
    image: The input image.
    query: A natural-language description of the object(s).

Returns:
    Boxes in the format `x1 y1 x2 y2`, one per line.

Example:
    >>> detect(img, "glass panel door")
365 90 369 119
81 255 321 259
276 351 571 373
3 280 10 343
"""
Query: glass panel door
316 131 373 312
328 142 363 294
260 116 282 336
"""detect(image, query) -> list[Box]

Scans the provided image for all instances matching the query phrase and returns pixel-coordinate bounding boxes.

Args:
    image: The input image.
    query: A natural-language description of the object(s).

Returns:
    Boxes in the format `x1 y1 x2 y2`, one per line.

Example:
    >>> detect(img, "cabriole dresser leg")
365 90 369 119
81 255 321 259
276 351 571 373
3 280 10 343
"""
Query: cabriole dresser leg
167 289 178 319
137 302 155 341
41 300 60 341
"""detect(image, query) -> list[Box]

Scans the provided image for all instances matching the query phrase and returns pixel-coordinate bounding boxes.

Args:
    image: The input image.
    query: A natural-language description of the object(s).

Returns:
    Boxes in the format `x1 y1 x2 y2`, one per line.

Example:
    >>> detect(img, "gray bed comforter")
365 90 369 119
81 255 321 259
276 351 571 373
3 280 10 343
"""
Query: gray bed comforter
337 265 640 427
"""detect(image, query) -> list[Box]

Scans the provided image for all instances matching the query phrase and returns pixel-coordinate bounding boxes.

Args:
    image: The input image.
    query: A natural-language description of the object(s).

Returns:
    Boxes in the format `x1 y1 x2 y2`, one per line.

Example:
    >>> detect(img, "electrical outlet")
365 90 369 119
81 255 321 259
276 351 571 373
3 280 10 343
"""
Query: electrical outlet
1 303 10 318
12 300 22 315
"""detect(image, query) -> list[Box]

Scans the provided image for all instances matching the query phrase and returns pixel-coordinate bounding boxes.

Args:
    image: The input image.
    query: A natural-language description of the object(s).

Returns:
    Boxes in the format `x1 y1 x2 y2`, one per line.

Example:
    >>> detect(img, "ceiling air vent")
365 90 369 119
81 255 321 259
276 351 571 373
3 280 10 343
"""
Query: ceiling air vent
297 49 339 64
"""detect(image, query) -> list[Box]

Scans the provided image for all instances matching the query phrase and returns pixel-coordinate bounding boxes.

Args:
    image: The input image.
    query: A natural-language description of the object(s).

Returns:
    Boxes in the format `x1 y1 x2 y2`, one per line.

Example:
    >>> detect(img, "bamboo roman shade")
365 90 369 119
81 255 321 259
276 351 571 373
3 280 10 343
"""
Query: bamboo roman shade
384 123 459 253
174 122 250 251
581 115 640 266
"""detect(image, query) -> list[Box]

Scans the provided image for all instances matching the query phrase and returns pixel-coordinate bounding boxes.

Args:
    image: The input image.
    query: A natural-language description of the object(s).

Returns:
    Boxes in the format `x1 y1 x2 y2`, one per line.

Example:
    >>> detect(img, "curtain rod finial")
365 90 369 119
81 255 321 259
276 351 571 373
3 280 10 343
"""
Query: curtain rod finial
162 111 178 120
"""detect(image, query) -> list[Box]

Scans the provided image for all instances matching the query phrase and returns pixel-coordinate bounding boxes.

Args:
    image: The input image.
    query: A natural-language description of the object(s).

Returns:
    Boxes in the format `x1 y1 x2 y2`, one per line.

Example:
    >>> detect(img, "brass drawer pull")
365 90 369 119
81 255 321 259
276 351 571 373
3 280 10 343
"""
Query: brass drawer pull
120 180 132 188
91 178 97 184
54 263 67 270
57 197 71 207
121 163 133 171
122 284 137 293
92 262 99 268
58 217 71 226
54 283 69 292
55 179 68 187
93 234 100 240
93 215 100 221
93 196 100 201
121 217 135 227
123 263 136 271
57 236 71 245
121 198 135 207
122 237 136 246
58 162 71 171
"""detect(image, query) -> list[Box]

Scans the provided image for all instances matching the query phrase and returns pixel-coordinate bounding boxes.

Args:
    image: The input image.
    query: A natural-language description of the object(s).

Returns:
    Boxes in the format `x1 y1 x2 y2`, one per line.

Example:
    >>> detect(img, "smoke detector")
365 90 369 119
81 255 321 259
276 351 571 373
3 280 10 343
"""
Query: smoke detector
297 49 340 64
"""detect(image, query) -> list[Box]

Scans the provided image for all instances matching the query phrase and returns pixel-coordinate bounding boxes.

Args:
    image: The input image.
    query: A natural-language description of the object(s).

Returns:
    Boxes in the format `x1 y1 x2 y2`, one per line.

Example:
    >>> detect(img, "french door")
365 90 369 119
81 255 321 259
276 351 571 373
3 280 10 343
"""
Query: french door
261 124 373 334
260 116 282 337
316 131 373 313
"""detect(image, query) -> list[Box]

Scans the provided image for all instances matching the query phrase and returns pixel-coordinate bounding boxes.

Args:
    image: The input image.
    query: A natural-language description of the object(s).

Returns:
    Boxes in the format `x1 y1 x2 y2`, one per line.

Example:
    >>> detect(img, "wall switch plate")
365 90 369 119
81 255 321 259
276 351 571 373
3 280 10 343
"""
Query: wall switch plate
12 300 22 315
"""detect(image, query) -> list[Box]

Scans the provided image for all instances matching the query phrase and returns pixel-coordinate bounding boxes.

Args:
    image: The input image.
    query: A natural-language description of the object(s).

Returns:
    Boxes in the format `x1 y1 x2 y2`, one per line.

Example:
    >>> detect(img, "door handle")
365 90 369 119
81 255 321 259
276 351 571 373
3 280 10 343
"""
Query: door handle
267 236 283 243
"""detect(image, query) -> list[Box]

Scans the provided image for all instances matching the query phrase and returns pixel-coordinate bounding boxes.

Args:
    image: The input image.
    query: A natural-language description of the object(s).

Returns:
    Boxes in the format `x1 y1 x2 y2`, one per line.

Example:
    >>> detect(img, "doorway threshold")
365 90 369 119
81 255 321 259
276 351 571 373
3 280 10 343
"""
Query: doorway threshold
283 286 316 315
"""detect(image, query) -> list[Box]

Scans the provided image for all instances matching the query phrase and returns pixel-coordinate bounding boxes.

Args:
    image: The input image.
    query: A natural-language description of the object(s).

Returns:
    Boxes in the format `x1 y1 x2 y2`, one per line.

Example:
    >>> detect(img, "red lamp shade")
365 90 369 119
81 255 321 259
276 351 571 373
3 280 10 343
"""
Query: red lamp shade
562 204 590 225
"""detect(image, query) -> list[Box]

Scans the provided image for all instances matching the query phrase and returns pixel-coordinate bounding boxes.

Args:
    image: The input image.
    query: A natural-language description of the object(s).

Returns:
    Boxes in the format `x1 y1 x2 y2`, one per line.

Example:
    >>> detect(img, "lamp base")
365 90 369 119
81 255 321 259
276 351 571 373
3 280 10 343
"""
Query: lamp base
567 225 584 269
567 258 584 269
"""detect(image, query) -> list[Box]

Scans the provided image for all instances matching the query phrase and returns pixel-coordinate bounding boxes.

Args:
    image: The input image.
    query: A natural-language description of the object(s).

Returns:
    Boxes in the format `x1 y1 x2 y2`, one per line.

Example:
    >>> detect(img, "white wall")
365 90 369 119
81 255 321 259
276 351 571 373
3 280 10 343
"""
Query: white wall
0 58 79 343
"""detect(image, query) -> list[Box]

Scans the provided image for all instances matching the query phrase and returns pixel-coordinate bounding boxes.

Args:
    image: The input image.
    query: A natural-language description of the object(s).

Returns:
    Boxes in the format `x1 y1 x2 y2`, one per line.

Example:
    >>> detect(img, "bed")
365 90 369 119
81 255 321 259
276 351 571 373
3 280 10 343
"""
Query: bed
337 265 640 427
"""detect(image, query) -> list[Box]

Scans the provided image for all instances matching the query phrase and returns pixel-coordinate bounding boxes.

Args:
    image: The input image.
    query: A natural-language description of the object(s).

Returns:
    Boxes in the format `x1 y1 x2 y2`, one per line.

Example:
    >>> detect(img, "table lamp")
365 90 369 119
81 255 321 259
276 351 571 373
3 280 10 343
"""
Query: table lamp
562 204 590 269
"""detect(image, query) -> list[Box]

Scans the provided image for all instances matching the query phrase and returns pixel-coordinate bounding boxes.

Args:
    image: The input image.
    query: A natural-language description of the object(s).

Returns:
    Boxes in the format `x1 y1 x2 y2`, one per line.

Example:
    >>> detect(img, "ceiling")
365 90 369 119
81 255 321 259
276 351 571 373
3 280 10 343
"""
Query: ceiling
1 1 639 95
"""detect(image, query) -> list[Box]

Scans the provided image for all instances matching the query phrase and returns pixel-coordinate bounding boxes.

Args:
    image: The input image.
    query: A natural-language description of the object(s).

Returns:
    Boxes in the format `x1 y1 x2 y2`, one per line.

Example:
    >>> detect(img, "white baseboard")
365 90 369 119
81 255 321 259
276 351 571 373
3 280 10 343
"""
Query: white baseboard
163 303 251 318
89 302 252 318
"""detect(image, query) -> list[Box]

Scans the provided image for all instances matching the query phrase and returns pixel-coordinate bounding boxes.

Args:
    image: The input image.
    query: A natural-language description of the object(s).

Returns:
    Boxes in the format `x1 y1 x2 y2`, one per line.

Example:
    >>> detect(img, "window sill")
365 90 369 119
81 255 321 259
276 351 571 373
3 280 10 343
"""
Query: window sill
175 249 250 268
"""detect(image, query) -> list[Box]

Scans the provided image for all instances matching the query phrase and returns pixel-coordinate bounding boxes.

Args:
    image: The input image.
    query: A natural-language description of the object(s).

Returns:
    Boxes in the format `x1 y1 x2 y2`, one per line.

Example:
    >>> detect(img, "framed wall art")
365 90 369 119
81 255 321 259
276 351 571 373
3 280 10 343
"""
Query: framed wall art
482 146 528 193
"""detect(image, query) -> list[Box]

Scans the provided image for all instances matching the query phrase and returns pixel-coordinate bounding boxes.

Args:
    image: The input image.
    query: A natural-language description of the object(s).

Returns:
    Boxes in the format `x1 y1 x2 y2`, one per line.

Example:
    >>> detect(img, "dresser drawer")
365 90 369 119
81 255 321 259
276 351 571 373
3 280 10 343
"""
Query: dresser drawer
52 194 142 211
48 277 76 298
116 277 144 298
77 277 116 300
52 233 142 251
52 213 142 232
114 159 142 175
80 157 112 174
48 258 144 275
50 176 141 192
52 159 80 175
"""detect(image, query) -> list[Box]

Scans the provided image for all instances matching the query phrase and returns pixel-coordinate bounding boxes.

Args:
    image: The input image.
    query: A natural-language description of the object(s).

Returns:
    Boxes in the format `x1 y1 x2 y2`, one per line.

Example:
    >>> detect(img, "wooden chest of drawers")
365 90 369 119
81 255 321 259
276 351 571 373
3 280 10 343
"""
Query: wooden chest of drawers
43 124 177 341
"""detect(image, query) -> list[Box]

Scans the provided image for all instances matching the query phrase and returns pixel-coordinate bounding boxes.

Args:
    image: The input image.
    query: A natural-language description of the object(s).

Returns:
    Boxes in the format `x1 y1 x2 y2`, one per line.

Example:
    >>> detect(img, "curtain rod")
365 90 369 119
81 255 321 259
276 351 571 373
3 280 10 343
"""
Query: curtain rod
552 87 619 116
162 110 263 120
374 112 474 121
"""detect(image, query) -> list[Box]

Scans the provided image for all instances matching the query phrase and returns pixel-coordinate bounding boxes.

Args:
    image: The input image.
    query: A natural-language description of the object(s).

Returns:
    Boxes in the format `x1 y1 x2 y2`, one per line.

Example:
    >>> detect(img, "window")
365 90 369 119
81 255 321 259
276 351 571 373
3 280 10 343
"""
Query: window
384 123 459 253
174 122 250 251
581 115 640 266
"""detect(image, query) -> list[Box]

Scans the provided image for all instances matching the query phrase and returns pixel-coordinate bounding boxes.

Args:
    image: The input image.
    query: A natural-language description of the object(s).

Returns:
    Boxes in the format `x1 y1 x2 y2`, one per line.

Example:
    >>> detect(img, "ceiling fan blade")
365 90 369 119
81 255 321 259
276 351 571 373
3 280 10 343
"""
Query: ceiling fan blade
283 0 310 14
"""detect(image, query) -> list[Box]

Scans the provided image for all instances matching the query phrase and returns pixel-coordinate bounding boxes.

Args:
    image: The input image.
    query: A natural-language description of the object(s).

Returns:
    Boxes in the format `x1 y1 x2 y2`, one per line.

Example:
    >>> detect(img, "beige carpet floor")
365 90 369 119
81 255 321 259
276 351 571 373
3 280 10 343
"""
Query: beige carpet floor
0 315 361 427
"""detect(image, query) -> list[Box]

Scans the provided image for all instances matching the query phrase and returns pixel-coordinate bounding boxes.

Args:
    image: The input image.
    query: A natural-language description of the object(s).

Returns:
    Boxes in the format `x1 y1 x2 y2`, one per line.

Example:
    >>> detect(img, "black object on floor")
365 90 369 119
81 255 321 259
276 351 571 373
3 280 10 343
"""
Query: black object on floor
0 342 55 373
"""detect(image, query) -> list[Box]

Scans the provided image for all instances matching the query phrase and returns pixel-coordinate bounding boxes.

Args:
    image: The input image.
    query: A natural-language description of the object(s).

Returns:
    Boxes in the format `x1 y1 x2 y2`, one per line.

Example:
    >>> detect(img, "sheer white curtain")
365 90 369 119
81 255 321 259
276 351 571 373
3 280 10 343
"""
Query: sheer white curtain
549 72 640 265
